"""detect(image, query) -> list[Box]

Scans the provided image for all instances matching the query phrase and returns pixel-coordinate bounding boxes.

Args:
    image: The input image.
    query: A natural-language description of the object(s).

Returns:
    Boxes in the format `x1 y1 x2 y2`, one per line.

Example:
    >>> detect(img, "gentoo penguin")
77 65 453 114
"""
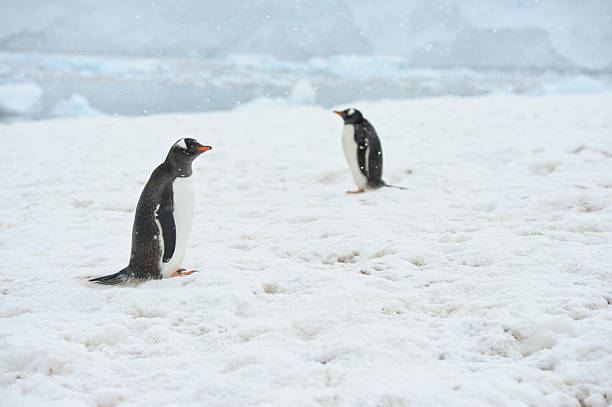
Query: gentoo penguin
334 108 405 193
90 138 212 285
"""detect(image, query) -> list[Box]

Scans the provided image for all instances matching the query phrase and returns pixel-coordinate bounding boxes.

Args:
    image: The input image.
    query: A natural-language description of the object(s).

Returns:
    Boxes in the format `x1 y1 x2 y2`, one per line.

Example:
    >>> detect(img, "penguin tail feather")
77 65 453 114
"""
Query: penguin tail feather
89 267 132 285
382 182 408 191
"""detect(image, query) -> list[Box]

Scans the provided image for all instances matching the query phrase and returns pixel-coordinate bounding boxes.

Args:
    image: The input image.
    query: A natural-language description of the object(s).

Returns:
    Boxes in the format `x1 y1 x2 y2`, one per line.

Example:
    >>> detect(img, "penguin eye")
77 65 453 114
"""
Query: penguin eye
347 108 354 116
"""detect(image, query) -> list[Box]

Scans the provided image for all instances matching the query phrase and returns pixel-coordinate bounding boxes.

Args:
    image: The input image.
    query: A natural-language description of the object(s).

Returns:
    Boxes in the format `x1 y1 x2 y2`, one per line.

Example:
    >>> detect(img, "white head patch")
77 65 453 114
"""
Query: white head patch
176 139 187 149
347 108 355 116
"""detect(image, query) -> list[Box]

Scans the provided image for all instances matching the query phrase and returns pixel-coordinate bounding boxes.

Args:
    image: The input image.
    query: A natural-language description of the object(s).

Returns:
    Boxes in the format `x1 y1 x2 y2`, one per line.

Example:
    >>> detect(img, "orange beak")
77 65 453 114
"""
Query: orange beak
333 111 343 116
197 146 212 152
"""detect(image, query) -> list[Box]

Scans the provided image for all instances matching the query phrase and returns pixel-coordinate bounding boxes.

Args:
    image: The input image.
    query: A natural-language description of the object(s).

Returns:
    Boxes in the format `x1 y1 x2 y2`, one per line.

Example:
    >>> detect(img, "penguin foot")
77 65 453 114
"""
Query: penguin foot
346 189 365 194
170 268 198 278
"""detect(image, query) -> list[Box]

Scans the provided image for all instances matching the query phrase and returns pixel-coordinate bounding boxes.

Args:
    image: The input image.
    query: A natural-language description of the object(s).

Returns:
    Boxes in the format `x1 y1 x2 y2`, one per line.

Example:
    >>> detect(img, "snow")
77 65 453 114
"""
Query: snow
289 79 316 106
0 82 42 116
1 94 611 406
53 94 104 118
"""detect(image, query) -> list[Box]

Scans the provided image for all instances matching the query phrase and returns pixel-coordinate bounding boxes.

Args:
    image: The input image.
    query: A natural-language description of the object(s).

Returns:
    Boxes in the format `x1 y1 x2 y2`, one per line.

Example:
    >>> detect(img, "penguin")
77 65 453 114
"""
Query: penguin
334 108 405 193
90 138 212 285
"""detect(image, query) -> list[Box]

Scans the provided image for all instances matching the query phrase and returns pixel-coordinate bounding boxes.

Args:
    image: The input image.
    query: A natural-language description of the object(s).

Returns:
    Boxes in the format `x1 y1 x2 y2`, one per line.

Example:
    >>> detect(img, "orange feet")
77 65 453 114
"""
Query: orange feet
346 189 365 194
170 268 198 278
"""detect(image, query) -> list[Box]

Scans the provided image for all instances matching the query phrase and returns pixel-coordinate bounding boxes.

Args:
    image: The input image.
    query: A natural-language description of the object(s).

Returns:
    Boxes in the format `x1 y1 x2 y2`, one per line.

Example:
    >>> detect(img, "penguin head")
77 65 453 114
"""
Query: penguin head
334 108 364 124
166 138 212 176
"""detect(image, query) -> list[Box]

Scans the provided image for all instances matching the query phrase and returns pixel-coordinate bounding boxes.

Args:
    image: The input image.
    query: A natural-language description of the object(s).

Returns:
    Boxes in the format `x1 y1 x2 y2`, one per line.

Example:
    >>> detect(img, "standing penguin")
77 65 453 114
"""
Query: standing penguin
90 138 212 285
334 108 404 193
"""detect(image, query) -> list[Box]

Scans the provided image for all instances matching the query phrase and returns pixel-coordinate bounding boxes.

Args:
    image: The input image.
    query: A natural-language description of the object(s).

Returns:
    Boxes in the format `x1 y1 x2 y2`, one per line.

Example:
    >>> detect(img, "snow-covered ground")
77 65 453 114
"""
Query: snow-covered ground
1 94 611 406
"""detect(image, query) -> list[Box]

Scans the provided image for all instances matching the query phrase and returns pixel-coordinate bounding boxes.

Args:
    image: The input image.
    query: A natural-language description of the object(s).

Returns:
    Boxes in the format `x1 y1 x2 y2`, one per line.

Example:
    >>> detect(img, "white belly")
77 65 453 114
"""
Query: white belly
341 124 367 189
160 176 195 277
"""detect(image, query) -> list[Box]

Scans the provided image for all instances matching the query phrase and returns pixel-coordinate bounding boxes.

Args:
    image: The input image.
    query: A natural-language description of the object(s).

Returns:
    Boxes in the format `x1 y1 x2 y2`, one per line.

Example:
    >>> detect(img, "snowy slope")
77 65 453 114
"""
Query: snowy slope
1 94 611 406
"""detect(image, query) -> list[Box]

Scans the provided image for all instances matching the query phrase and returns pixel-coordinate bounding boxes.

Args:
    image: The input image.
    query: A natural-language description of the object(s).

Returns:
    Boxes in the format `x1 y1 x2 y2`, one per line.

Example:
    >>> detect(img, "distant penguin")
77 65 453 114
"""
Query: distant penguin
334 108 405 193
90 138 212 285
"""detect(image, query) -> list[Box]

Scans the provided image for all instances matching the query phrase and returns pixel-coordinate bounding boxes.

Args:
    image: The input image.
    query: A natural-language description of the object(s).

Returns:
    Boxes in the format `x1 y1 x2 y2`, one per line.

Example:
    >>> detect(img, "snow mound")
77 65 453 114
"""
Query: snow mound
241 79 317 109
53 94 105 118
0 82 42 116
288 79 316 105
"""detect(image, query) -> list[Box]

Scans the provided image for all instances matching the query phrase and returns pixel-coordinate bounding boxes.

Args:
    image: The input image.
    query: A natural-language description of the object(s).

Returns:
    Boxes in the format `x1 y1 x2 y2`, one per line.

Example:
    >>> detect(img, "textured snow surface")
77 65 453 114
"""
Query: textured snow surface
1 94 611 406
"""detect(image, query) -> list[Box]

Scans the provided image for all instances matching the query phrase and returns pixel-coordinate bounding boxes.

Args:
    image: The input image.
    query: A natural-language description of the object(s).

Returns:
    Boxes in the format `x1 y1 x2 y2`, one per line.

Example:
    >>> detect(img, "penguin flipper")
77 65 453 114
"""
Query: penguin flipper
362 124 383 186
354 125 369 178
157 183 176 263
89 267 133 285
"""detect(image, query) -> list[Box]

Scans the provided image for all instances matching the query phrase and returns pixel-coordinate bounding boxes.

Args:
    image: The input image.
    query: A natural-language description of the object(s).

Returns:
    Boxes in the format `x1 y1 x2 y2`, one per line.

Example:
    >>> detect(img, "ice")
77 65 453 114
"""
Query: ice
538 75 610 95
0 93 611 406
